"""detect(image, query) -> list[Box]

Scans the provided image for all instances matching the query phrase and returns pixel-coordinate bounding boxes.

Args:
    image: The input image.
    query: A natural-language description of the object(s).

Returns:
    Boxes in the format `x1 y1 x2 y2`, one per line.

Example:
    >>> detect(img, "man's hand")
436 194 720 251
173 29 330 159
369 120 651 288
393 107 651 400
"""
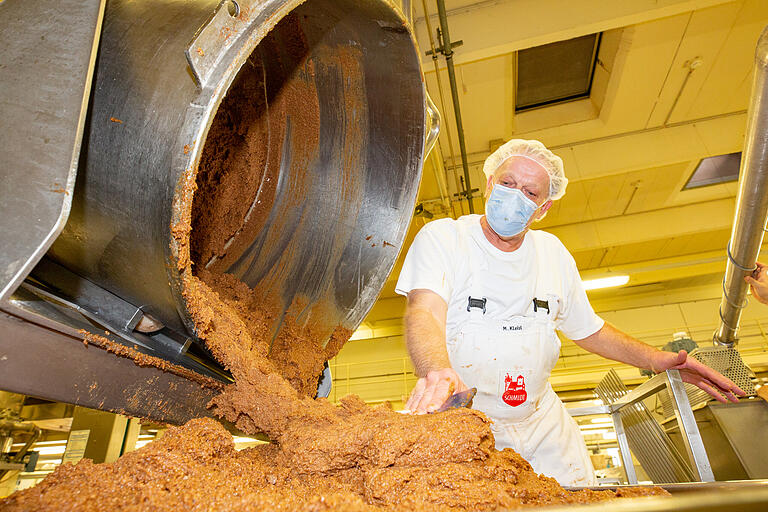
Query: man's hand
651 350 746 403
405 368 467 414
745 261 768 305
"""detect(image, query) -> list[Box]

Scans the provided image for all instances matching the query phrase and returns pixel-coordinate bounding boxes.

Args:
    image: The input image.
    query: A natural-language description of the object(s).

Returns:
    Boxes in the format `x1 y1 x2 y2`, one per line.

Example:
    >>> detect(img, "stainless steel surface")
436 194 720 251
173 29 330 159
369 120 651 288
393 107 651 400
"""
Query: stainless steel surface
547 484 768 512
0 308 222 425
704 400 768 478
47 0 426 349
185 0 273 88
0 0 105 302
659 346 756 419
568 478 768 493
424 92 441 157
316 363 333 398
30 258 148 335
612 410 638 484
666 369 715 482
6 281 229 382
655 479 768 493
596 369 697 483
691 346 756 394
435 0 475 212
715 25 768 346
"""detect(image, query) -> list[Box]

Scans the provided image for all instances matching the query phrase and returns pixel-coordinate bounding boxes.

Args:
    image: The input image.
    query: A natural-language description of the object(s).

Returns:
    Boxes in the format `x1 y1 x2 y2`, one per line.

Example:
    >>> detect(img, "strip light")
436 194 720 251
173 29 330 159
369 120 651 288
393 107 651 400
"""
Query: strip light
582 275 630 291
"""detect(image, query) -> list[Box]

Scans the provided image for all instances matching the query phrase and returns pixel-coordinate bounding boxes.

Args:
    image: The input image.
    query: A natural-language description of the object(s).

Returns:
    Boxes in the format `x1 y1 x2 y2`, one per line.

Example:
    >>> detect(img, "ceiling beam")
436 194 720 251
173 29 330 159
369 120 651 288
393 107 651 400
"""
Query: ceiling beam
414 0 735 68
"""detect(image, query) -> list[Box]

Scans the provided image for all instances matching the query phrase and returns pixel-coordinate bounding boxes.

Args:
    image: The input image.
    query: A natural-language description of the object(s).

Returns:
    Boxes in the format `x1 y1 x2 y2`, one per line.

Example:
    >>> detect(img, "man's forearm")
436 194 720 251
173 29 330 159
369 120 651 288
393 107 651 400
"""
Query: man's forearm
405 307 452 377
573 322 662 371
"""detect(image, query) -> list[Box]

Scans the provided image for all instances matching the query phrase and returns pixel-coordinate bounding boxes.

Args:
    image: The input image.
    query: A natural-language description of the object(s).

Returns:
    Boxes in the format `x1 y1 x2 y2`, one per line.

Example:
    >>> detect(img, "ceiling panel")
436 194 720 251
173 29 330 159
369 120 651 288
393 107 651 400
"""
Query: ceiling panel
645 1 742 127
601 238 671 267
571 248 608 270
684 0 768 120
659 229 732 257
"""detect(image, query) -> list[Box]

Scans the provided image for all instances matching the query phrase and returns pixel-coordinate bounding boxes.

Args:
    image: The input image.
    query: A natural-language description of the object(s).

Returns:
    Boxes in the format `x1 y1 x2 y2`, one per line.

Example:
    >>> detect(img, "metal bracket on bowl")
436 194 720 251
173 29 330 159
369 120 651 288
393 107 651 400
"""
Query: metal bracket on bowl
185 0 258 88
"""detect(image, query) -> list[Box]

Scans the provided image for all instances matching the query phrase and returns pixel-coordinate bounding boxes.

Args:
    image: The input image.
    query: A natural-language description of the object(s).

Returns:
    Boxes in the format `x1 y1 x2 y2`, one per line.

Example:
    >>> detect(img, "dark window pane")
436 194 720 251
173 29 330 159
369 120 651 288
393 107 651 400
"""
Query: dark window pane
684 152 741 189
516 33 600 111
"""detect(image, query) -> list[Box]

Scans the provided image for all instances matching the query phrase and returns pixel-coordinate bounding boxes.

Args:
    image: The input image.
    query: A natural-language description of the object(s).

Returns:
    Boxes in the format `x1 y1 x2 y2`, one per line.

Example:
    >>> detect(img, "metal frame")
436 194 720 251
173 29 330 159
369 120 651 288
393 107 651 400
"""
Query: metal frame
0 0 106 302
570 369 714 484
715 26 768 346
547 484 768 512
0 308 222 426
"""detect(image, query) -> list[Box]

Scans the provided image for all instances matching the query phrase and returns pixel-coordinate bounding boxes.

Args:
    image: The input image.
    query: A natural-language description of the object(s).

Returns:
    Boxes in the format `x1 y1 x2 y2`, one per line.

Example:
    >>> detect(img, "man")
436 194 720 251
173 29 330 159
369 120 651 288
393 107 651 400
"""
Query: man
395 139 746 486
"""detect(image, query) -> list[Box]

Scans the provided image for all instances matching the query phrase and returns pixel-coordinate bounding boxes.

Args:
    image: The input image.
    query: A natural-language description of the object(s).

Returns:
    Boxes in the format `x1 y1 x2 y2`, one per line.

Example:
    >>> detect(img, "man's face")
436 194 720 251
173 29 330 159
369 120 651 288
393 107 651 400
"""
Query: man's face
484 157 553 226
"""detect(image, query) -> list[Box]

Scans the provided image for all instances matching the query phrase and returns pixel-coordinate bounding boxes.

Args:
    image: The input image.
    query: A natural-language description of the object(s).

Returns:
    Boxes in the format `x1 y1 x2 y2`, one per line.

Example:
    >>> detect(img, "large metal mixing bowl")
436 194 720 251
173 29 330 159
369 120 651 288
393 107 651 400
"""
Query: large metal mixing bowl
47 0 427 346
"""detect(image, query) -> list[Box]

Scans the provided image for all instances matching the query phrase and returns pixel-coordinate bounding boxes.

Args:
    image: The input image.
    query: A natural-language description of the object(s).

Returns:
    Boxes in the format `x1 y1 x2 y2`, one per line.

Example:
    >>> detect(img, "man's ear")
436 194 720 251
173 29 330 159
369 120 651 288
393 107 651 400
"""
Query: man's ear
484 174 494 198
536 200 553 220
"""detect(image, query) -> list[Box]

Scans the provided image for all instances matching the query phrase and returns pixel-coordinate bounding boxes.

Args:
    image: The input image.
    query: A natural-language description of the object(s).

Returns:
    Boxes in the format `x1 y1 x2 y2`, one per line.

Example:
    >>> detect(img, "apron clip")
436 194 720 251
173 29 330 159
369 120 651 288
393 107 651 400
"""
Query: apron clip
467 296 487 313
532 298 550 313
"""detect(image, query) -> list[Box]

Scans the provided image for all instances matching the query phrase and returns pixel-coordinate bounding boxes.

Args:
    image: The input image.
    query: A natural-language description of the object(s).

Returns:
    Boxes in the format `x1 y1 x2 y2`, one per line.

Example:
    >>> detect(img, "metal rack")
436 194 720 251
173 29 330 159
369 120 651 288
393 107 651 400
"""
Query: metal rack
570 369 714 484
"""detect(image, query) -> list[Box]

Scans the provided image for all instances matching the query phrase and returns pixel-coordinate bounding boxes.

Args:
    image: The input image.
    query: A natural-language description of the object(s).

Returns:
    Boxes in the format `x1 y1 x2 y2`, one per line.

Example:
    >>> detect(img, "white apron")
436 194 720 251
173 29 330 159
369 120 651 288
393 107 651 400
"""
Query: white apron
446 227 596 486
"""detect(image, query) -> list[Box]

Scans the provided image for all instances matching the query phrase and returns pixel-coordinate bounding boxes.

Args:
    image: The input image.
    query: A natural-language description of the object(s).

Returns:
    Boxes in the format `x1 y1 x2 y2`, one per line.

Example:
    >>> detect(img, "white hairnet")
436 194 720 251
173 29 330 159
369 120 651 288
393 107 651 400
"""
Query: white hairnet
482 139 568 200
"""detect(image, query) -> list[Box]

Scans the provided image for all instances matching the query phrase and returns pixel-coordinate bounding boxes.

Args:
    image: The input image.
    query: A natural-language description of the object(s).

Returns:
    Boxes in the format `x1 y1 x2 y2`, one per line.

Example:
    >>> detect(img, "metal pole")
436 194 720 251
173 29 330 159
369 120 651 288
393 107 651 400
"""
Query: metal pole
612 411 638 484
435 0 474 213
715 26 768 346
401 0 412 24
666 370 715 482
420 0 462 216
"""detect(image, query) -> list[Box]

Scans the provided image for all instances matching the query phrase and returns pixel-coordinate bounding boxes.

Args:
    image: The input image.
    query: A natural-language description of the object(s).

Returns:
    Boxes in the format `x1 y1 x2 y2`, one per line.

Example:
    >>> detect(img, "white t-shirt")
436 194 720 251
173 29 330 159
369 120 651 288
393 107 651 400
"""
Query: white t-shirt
395 215 604 342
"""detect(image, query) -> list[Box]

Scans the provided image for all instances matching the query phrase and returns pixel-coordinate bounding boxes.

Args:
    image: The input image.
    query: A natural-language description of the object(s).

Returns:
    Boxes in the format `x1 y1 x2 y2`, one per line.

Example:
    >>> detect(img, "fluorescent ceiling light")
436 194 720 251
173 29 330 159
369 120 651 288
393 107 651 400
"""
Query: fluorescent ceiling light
579 428 609 435
590 418 614 424
579 423 614 430
602 432 617 440
582 275 629 291
36 445 66 456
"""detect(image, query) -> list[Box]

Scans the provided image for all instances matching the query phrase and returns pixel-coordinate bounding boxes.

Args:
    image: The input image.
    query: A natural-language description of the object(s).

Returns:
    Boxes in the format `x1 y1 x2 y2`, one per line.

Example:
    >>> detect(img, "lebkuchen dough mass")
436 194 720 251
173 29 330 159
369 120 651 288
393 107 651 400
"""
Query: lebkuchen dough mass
0 195 670 511
0 24 668 510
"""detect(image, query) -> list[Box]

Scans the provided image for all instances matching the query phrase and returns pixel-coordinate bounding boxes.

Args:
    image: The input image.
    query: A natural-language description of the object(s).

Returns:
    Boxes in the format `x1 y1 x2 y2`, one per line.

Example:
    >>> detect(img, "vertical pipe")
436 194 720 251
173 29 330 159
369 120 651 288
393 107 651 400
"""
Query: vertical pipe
715 26 768 346
401 0 412 24
420 0 463 216
435 0 474 213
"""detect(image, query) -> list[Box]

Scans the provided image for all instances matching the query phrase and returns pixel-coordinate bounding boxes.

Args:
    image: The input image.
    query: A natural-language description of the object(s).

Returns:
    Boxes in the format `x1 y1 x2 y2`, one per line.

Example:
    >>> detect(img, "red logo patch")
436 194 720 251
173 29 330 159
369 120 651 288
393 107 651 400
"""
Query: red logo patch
502 374 527 407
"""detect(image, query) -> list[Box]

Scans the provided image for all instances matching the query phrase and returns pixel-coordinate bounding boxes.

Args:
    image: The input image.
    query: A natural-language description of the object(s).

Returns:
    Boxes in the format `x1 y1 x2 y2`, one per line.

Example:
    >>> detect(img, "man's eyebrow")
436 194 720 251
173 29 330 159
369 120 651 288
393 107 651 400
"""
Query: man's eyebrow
523 180 541 192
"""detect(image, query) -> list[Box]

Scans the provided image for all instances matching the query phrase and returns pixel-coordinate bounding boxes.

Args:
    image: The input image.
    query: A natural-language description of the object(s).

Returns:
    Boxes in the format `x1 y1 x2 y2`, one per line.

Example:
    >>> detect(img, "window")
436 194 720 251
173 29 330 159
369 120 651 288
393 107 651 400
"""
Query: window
684 152 741 189
515 33 601 112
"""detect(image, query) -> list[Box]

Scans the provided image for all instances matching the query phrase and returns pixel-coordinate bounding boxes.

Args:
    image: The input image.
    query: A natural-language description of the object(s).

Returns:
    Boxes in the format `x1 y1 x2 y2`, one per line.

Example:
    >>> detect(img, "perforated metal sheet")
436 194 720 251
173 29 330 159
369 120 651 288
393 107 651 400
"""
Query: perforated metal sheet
660 347 756 419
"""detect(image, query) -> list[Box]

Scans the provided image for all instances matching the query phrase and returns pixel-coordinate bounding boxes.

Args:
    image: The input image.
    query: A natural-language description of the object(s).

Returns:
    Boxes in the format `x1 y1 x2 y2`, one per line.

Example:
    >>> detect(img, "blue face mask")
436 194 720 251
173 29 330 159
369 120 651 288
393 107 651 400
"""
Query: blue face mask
485 184 539 237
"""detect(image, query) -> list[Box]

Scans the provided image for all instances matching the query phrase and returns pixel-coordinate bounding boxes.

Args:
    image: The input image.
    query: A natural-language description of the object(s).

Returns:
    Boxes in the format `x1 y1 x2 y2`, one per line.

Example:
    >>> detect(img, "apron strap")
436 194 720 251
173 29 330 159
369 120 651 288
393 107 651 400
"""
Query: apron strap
529 232 560 323
463 220 488 317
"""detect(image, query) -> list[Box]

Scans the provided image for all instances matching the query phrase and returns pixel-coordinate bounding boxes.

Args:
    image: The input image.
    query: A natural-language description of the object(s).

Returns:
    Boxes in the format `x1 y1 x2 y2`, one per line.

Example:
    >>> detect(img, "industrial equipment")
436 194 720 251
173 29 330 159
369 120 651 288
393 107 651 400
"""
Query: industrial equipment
3 0 768 508
0 0 431 423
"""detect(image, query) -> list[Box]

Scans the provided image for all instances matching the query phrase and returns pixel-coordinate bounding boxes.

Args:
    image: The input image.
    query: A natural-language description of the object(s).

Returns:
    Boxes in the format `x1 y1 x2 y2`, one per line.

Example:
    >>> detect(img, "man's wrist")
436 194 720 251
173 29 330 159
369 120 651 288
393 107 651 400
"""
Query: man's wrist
648 349 664 373
416 363 453 377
